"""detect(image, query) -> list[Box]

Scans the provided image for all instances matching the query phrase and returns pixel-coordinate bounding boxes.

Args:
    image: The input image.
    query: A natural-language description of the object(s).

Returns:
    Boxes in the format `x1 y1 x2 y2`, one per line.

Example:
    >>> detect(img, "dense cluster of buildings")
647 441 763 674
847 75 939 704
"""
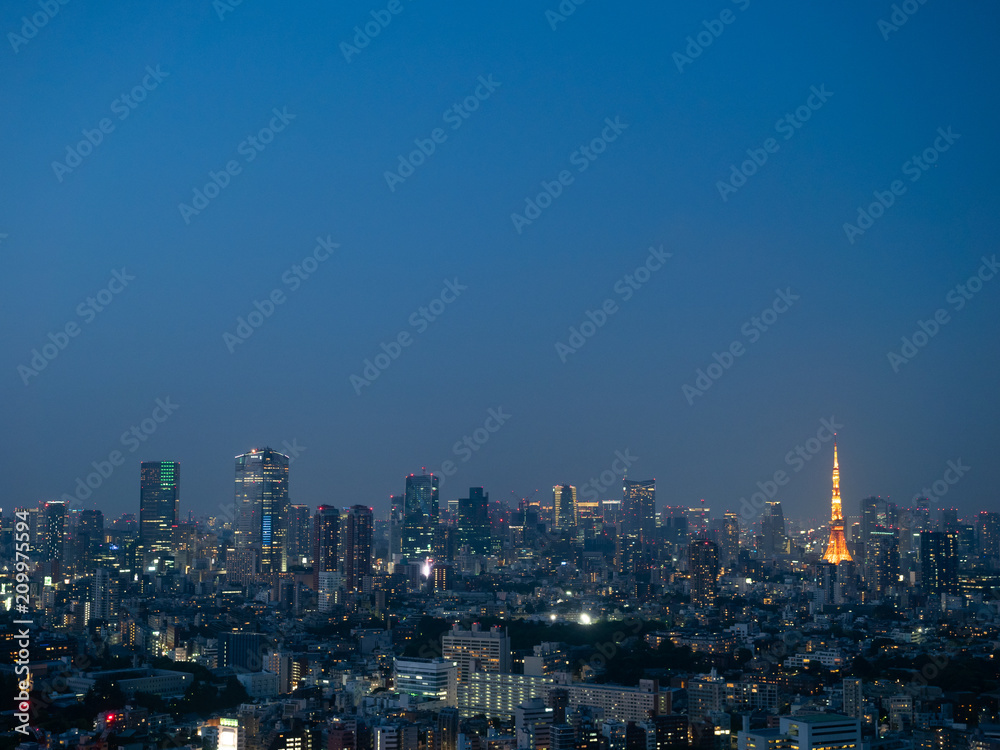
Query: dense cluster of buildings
1 445 998 750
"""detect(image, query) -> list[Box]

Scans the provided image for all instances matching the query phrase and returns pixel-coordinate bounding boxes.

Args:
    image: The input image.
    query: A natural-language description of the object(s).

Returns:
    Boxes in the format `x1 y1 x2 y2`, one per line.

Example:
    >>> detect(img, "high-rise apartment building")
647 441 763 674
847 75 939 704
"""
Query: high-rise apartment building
343 505 373 593
721 511 740 566
689 538 720 608
920 531 958 595
42 499 68 563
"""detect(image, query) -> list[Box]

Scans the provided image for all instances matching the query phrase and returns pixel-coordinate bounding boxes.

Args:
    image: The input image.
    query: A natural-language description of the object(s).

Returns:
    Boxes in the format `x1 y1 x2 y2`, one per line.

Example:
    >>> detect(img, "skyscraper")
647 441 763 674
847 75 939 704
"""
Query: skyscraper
822 443 852 564
73 508 104 575
458 487 491 556
313 505 340 591
860 495 897 571
689 538 720 608
402 473 438 560
91 567 119 623
620 479 655 573
139 461 179 559
721 511 740 567
42 499 67 563
234 448 290 573
552 485 577 531
865 529 899 599
344 505 373 593
920 531 958 595
761 501 789 556
978 511 1000 562
287 504 311 567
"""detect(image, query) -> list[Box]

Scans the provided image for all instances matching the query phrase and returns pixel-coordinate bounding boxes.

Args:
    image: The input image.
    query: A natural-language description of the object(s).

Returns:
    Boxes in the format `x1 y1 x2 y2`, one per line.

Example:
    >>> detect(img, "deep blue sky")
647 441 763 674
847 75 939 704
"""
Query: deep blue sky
3 1 998 524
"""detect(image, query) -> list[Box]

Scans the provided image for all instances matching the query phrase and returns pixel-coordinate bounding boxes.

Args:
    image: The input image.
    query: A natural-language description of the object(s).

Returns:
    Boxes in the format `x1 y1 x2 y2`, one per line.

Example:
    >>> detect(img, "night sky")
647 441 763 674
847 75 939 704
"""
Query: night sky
3 1 998 523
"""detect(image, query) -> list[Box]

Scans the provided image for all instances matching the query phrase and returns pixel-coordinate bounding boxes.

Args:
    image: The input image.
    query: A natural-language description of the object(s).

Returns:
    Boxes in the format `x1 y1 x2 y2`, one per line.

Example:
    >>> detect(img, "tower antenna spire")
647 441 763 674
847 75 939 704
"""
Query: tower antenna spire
822 438 851 564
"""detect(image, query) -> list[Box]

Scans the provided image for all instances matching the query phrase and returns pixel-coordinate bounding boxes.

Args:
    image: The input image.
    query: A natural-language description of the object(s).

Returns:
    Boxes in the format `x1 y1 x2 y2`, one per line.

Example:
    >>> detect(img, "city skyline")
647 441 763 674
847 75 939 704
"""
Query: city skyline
31 434 985 525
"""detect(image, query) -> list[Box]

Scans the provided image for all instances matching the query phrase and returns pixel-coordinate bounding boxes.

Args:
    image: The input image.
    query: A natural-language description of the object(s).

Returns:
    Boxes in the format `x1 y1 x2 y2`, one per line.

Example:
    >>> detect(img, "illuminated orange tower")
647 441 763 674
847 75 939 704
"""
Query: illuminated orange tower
822 441 852 564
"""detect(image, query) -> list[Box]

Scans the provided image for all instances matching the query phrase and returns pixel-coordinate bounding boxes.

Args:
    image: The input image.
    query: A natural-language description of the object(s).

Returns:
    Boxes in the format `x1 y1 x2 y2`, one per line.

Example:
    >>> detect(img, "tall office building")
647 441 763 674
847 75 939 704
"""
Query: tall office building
689 538 720 608
389 494 405 557
42 499 68 563
70 508 104 576
234 448 290 573
458 487 491 556
618 479 655 574
313 505 340 591
822 443 852 564
287 504 311 567
920 531 958 595
343 505 373 593
402 473 438 560
860 496 897 564
139 461 179 558
220 631 265 670
552 485 576 531
940 508 959 533
761 501 789 555
864 529 899 599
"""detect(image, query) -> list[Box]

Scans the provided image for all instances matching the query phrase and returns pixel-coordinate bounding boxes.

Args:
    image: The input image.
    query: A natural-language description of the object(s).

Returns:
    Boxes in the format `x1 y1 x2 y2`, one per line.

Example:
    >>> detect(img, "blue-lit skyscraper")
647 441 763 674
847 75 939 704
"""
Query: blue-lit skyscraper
234 448 290 574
